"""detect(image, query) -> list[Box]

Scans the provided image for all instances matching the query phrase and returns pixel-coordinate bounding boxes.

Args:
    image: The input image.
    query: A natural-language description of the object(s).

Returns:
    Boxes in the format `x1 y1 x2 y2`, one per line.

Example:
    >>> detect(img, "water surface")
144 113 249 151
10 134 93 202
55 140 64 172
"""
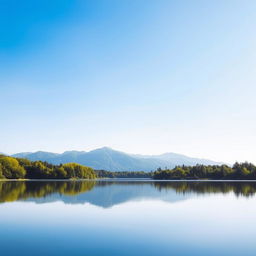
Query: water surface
1 180 256 255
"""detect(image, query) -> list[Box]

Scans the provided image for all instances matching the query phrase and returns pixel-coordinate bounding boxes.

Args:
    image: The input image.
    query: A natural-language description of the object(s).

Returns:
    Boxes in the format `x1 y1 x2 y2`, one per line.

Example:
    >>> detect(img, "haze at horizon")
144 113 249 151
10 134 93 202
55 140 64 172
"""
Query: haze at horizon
0 0 255 164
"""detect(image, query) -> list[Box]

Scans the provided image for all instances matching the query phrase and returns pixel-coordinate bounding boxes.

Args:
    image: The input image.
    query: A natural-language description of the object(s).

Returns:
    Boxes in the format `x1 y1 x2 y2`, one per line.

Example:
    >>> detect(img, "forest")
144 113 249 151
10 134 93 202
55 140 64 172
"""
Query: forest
153 162 256 180
0 155 96 179
0 155 151 179
95 170 152 178
1 154 256 180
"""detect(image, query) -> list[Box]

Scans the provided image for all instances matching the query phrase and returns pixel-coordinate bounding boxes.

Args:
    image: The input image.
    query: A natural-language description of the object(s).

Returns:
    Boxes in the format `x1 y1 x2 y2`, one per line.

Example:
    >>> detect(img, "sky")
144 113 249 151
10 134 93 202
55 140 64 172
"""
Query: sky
0 0 255 164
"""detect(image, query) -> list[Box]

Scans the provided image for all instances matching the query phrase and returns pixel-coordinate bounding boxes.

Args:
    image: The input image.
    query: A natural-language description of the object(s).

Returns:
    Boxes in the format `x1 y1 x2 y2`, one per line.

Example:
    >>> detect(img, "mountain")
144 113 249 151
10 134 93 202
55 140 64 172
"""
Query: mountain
134 152 220 166
12 147 223 172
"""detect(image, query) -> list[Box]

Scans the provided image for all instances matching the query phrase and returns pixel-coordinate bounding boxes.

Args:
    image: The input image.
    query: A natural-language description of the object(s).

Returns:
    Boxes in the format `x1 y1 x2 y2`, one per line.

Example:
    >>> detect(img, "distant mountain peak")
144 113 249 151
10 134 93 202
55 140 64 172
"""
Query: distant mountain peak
94 147 116 152
62 150 86 154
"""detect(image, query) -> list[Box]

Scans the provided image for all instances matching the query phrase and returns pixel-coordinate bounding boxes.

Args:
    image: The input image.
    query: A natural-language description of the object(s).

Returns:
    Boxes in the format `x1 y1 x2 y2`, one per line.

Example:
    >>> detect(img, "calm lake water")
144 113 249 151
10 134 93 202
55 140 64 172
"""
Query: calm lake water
1 180 256 256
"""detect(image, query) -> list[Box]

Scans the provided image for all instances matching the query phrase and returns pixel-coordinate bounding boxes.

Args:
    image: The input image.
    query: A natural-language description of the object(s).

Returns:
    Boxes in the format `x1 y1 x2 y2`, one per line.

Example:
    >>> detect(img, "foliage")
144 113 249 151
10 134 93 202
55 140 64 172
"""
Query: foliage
1 153 255 181
0 156 26 179
62 163 95 179
0 155 96 179
96 170 153 178
153 162 256 180
0 163 5 179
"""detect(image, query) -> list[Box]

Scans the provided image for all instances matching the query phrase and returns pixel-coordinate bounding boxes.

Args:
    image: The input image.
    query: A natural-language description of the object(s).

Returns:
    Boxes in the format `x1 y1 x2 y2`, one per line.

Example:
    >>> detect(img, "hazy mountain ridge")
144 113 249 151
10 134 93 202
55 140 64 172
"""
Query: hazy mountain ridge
133 152 220 166
12 147 222 172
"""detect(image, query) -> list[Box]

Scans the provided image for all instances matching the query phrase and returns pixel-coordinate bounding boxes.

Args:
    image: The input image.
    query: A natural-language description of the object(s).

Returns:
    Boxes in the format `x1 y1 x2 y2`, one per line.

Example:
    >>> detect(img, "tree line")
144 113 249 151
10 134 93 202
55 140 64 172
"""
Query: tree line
0 155 96 179
153 162 256 180
1 153 255 180
95 170 153 178
0 155 151 179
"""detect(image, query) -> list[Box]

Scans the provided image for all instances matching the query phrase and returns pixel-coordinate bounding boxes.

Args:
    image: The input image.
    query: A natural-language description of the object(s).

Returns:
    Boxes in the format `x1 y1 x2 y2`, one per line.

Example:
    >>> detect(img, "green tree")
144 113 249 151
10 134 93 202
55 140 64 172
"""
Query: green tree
0 157 26 179
62 163 96 179
0 163 5 179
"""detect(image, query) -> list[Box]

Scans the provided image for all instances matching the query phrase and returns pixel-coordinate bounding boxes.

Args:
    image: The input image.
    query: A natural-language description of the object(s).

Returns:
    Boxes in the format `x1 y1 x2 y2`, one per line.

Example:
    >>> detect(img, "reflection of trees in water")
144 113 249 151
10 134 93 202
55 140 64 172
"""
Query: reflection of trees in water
154 182 256 197
0 182 26 202
0 181 96 203
1 181 256 203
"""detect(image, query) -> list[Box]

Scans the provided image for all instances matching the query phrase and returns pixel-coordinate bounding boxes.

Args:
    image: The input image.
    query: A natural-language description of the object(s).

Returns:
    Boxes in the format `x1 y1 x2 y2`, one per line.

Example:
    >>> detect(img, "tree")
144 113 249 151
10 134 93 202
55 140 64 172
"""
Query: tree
173 167 186 178
0 163 5 179
153 163 256 180
62 163 96 179
55 167 67 179
220 165 233 178
0 157 26 179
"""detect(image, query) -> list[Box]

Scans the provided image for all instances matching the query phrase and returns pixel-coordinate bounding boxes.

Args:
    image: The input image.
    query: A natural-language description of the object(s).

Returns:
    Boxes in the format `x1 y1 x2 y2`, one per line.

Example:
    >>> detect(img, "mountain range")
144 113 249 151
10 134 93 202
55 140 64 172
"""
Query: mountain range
11 147 222 172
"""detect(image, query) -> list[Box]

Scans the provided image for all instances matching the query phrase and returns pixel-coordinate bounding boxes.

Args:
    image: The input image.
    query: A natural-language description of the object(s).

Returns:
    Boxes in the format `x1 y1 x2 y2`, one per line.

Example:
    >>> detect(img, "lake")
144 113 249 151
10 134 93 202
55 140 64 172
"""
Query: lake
1 180 256 256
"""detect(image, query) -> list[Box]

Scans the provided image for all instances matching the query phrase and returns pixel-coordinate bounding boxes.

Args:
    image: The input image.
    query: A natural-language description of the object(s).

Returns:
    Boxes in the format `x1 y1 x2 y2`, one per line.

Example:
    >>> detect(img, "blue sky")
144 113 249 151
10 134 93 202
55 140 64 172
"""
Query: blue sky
0 0 255 163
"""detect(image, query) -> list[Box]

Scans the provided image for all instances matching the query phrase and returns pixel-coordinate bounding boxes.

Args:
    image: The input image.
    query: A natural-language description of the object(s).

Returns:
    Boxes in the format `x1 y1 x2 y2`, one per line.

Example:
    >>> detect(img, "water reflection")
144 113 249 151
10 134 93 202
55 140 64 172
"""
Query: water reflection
154 181 256 197
0 180 95 203
1 180 256 206
1 180 256 256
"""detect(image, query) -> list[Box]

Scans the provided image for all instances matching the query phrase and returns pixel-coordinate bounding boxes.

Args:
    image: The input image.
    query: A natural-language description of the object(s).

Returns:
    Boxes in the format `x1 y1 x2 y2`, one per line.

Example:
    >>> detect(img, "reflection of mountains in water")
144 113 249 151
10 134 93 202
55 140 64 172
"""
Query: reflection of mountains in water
1 180 256 208
47 181 192 207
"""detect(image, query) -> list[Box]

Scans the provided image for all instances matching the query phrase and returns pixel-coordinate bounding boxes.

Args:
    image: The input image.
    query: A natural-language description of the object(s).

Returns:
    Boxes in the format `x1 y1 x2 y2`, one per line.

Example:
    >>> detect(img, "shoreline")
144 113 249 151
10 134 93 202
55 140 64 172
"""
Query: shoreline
1 178 256 182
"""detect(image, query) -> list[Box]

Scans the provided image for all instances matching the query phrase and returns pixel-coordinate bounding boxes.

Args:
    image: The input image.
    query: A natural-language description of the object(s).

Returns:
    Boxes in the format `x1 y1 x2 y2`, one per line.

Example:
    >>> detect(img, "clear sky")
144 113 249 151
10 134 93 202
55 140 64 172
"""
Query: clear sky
0 0 255 164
